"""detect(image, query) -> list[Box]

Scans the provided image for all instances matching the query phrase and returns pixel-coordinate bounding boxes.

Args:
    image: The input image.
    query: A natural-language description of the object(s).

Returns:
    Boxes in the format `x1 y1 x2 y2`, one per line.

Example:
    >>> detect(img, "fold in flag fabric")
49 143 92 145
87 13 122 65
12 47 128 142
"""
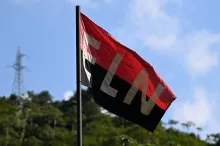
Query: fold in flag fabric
80 12 177 132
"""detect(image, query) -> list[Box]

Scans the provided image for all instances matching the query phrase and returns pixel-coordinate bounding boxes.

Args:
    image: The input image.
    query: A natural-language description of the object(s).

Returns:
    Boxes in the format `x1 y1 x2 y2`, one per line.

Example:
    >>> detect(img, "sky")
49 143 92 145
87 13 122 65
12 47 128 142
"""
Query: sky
1 0 220 140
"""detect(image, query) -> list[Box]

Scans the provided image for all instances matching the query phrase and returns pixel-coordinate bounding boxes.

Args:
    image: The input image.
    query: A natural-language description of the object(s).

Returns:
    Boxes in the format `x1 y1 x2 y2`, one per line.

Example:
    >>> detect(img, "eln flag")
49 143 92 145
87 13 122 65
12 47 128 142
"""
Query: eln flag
80 13 177 132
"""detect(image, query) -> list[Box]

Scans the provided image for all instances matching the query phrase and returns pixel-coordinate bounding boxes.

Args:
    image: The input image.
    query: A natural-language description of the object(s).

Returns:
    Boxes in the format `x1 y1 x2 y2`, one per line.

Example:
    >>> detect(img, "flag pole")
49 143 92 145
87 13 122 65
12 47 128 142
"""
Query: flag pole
76 5 82 146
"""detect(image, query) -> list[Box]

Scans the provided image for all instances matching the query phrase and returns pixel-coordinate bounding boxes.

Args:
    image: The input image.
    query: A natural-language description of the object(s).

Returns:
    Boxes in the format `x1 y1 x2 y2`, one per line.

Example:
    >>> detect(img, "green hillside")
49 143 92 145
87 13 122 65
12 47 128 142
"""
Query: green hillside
0 89 219 146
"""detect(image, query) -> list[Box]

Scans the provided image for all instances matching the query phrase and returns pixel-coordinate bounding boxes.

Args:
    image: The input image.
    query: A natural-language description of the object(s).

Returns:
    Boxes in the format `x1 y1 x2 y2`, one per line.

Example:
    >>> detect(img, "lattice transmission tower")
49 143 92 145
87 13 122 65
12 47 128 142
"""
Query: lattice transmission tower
9 47 29 102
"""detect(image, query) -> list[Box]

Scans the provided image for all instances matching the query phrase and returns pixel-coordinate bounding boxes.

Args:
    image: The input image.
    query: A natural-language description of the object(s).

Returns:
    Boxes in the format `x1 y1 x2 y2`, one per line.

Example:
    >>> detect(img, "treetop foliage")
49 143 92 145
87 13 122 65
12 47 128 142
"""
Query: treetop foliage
0 89 219 146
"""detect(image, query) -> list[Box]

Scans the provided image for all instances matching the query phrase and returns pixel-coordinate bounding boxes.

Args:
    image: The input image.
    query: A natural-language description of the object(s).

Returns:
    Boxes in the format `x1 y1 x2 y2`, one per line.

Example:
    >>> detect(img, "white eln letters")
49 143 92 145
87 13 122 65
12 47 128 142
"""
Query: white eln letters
82 32 165 115
123 69 149 105
82 32 101 87
123 69 165 115
100 53 123 97
141 84 164 115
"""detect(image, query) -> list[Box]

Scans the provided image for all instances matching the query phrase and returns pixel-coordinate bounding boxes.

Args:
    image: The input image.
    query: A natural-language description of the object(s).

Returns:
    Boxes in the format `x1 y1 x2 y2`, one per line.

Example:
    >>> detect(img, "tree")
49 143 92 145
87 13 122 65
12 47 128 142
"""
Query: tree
196 127 202 132
168 120 179 129
181 121 195 133
181 123 189 132
0 91 214 146
207 133 220 145
31 91 53 106
0 98 19 145
116 135 139 146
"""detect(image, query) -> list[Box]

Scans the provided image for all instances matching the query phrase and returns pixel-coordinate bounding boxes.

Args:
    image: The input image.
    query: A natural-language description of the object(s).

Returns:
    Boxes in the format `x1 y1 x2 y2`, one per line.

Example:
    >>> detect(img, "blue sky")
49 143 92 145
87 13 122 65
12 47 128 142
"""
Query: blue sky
1 0 220 139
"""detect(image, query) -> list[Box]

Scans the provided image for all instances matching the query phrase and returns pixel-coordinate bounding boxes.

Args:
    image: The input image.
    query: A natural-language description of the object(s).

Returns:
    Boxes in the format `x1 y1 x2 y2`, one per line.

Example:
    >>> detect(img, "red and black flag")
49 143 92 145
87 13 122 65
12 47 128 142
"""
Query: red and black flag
80 13 177 132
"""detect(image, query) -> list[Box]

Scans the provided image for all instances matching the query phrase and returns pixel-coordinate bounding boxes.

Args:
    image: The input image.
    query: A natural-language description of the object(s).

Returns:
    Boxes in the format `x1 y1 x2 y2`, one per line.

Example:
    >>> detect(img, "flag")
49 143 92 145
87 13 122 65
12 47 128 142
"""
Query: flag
80 12 177 132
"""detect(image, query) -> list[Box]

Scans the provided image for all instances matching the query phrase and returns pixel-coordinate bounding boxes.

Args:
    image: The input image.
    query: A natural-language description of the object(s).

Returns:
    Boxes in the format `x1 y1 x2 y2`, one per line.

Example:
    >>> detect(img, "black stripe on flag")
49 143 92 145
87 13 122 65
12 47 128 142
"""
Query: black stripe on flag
83 59 165 132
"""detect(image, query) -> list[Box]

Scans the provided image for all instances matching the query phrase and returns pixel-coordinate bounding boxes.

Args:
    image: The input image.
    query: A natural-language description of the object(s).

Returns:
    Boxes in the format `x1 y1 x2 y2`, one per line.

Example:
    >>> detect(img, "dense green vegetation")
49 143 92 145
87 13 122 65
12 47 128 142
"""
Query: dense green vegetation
0 89 219 146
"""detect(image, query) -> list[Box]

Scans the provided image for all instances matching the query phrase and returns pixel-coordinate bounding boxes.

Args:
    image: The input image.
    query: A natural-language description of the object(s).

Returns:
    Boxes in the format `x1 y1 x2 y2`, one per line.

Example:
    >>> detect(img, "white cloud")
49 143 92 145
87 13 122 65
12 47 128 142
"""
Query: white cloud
64 91 74 101
172 87 220 136
173 87 213 126
117 0 220 76
144 34 177 51
184 31 220 75
127 0 180 50
22 92 29 99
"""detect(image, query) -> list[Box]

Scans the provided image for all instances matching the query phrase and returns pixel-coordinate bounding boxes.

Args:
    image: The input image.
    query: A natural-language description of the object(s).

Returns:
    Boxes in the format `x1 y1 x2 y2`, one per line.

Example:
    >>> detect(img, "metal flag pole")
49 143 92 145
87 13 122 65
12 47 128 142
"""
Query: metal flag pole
75 5 82 146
